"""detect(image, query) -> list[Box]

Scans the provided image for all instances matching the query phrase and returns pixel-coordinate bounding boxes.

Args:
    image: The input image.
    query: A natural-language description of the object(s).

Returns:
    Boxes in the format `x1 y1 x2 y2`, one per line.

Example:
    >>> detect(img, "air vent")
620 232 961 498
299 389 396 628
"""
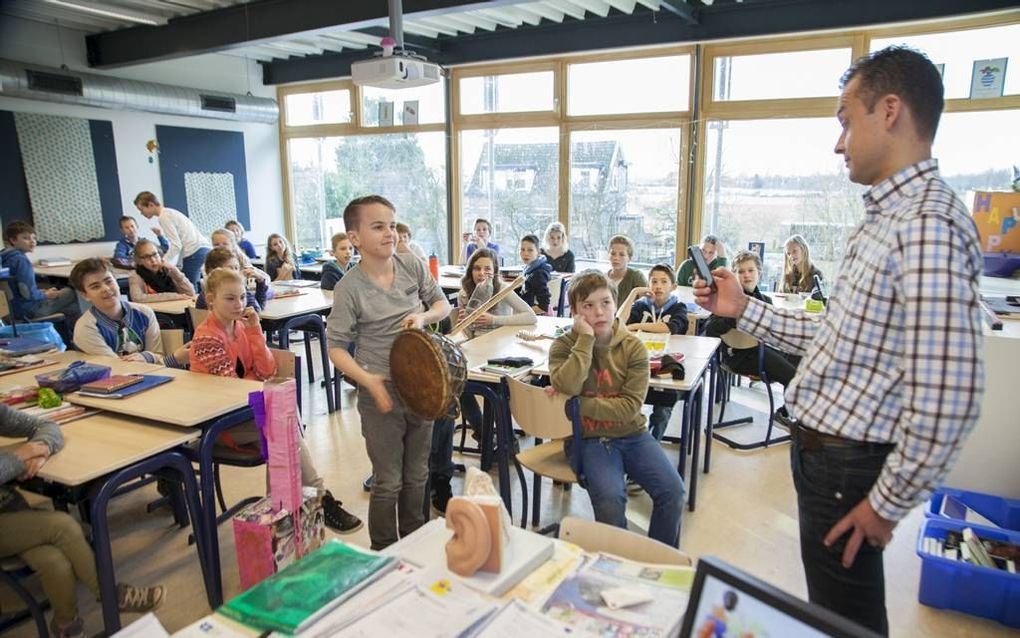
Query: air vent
26 70 83 96
200 95 236 113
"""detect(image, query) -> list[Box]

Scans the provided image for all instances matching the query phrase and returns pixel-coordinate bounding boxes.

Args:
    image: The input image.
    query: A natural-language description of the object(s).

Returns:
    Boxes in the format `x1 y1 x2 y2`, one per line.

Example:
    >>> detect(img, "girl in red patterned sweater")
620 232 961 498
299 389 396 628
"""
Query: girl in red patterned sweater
189 269 362 533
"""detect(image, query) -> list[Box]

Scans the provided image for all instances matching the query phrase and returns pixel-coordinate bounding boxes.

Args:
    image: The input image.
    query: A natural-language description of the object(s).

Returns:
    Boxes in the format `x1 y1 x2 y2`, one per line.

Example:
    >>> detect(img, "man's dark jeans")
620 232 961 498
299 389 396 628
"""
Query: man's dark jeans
790 432 894 636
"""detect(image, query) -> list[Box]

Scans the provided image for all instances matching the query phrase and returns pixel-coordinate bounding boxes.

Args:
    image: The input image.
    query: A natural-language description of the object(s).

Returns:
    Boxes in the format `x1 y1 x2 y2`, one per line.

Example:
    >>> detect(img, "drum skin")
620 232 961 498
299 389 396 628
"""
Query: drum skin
389 329 467 420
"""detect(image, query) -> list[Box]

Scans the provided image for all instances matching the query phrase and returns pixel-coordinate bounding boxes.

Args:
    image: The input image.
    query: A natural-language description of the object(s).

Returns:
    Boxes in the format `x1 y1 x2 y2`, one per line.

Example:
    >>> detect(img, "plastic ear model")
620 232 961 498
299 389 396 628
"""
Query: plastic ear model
445 496 505 576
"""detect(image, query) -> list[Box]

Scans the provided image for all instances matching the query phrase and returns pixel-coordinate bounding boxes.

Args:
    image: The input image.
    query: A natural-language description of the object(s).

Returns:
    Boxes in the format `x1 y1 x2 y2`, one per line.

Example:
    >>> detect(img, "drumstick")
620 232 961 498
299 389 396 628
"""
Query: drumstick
450 275 526 336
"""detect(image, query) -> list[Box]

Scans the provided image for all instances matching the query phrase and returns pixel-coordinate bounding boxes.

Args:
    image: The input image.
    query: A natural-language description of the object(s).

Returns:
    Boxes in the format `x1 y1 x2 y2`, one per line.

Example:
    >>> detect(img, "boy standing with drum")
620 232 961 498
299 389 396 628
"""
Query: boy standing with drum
327 195 451 550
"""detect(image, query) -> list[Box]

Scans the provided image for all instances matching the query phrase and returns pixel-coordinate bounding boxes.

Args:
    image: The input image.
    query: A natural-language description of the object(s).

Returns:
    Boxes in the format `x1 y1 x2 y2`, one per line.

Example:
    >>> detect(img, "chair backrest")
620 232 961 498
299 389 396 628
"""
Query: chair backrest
187 306 210 332
269 347 296 379
506 375 574 439
558 516 693 566
161 329 185 354
547 276 563 317
0 282 13 323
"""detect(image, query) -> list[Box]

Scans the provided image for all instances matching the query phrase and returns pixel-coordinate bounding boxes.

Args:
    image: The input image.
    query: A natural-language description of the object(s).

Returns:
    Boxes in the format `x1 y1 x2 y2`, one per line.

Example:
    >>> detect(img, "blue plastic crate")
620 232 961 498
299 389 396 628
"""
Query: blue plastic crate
917 518 1020 627
926 488 1020 532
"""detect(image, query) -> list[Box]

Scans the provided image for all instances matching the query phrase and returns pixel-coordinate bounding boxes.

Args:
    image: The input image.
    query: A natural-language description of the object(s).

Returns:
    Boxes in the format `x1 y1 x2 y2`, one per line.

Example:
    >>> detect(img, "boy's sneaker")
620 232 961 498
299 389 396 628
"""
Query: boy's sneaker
50 616 86 638
626 478 644 495
117 583 165 613
323 491 363 533
431 478 453 514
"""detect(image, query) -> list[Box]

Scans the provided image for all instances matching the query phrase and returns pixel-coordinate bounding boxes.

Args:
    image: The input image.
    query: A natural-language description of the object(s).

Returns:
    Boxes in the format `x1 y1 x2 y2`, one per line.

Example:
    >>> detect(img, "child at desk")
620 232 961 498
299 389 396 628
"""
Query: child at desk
225 220 258 259
518 234 553 314
327 195 451 550
129 239 195 303
210 229 270 286
624 264 689 443
320 232 357 291
112 215 168 269
0 221 81 324
703 251 800 423
196 248 267 311
606 234 648 306
70 259 165 364
265 233 299 282
428 247 536 513
0 405 164 638
548 270 684 547
190 269 362 533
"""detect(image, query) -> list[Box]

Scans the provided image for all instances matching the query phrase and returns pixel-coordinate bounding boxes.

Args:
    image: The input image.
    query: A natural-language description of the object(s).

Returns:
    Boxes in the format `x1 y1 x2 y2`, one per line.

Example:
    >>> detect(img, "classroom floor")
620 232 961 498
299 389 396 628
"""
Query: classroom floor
1 367 1013 637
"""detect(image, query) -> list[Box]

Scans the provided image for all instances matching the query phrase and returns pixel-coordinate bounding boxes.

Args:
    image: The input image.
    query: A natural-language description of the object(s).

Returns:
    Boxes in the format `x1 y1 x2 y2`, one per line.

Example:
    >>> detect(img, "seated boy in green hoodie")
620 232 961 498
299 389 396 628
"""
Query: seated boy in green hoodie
548 269 685 547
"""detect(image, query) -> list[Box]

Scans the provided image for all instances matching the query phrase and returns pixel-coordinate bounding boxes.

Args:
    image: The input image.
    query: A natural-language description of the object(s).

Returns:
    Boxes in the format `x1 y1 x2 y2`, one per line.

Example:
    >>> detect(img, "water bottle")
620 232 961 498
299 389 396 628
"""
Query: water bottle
428 254 439 281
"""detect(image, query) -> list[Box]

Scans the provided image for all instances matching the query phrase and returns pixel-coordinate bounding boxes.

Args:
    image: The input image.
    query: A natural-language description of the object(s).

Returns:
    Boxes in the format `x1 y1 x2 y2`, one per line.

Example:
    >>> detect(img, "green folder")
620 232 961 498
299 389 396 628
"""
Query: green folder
219 540 396 635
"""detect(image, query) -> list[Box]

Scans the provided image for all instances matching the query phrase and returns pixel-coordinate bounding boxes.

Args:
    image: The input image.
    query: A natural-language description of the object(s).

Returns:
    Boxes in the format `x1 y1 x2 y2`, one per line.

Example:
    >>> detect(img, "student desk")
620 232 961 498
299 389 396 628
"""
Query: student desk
0 351 165 387
258 287 333 323
140 297 195 317
0 413 209 634
67 365 264 608
250 258 324 280
34 262 130 283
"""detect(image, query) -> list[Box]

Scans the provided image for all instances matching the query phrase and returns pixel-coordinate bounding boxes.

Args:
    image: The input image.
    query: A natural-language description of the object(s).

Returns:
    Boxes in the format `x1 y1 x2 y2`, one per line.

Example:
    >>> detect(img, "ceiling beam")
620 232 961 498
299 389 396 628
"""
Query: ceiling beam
85 0 537 68
262 0 1018 85
658 0 699 24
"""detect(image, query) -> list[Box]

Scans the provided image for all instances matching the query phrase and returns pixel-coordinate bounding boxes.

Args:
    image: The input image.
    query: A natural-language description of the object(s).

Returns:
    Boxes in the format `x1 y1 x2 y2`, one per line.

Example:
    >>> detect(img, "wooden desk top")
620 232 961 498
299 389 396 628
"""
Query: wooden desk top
140 298 196 316
0 414 198 486
251 258 324 276
259 287 333 321
0 352 165 388
67 367 263 427
35 262 129 281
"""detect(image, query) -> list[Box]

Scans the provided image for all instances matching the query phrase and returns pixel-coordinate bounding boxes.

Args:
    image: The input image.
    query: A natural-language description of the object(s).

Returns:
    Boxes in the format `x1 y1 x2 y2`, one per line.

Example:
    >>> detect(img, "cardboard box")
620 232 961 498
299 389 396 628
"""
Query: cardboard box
972 191 1020 254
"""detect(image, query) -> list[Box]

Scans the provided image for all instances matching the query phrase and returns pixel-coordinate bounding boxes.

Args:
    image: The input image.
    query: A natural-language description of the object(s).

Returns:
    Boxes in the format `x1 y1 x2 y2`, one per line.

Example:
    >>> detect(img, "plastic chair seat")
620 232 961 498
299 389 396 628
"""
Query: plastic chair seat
516 441 577 485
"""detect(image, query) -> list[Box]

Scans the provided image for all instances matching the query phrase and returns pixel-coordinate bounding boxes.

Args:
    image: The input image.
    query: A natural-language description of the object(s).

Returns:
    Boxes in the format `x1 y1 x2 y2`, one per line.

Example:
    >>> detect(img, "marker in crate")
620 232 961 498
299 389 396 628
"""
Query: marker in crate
923 527 1018 574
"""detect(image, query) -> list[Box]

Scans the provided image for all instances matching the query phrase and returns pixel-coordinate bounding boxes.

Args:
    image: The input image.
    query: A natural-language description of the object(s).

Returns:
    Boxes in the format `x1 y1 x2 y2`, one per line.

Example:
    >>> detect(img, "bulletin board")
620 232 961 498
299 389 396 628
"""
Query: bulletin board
0 109 123 243
155 125 251 236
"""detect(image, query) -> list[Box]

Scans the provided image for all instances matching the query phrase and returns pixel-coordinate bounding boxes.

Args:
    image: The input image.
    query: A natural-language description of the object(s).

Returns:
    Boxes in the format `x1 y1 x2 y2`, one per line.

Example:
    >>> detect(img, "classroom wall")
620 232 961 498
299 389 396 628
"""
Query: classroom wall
0 15 283 260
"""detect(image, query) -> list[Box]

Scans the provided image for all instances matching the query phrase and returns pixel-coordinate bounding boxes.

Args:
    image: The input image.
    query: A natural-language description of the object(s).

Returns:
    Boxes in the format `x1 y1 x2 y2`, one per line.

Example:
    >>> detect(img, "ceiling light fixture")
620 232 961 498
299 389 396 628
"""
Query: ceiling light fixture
40 0 165 26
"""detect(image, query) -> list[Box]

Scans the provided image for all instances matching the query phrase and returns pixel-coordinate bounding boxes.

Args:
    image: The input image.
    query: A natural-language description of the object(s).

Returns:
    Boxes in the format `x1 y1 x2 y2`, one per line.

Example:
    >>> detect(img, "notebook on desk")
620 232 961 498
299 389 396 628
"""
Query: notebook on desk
76 374 173 399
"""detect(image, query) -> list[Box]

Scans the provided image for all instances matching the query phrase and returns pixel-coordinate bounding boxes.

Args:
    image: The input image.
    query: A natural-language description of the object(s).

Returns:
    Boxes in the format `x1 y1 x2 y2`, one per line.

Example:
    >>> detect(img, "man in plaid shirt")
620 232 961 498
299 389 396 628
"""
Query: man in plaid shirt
695 47 984 635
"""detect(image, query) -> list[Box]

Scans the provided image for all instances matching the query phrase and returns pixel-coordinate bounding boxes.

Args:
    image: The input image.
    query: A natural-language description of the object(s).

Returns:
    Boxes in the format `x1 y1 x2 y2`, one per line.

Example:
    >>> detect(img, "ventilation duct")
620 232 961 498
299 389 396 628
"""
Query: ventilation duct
0 59 278 124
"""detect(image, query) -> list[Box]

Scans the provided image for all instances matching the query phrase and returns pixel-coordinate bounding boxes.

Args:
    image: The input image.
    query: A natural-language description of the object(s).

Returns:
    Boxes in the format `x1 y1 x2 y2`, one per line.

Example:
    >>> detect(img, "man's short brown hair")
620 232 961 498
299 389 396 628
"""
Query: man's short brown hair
568 269 613 311
4 221 35 244
343 195 395 232
69 258 111 292
133 191 160 207
840 46 944 142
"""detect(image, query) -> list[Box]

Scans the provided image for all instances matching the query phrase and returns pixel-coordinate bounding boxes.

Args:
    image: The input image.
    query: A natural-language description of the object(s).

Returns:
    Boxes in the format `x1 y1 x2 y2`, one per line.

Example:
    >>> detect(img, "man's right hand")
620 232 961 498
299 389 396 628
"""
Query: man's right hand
693 268 748 318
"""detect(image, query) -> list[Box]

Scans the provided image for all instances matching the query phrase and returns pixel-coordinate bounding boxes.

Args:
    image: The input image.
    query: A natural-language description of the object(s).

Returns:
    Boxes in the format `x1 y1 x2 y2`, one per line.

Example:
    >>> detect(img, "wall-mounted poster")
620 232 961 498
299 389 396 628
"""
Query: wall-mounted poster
155 125 250 236
970 58 1007 99
0 110 122 243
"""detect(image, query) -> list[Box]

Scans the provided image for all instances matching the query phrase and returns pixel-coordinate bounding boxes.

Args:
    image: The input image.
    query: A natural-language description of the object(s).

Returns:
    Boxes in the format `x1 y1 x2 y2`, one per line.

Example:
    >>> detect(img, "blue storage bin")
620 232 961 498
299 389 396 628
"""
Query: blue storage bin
917 518 1020 627
926 488 1020 532
0 322 66 352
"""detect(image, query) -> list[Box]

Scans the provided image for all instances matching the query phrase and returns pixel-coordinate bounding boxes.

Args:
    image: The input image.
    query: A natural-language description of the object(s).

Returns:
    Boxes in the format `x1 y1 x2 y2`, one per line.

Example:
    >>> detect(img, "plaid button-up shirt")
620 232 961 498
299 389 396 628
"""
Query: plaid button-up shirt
739 159 985 521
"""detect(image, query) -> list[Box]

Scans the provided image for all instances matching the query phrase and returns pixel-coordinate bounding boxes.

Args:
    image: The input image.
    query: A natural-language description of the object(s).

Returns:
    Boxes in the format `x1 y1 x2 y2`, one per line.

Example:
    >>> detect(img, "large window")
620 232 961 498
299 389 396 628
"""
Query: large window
568 55 690 115
871 23 1019 98
284 90 352 126
569 129 681 264
460 71 555 115
934 110 1020 211
459 127 558 258
361 80 445 127
712 48 851 101
701 118 864 288
289 133 448 258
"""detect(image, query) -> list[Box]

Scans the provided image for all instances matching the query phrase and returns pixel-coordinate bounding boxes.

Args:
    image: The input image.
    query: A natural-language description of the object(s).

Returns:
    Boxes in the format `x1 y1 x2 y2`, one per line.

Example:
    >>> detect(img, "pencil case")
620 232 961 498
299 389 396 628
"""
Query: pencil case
35 361 111 393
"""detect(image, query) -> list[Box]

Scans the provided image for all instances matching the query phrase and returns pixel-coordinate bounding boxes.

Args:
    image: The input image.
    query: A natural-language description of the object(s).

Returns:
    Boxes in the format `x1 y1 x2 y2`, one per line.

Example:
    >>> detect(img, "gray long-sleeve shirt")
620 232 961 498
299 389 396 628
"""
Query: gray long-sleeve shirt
0 404 64 512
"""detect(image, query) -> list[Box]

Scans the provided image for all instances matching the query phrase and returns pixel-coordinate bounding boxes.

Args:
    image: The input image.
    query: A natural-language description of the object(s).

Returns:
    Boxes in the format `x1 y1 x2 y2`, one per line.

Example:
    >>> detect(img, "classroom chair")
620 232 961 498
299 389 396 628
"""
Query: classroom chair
557 516 693 566
278 313 334 413
186 306 209 337
711 341 791 453
503 376 584 531
547 275 569 318
0 557 49 637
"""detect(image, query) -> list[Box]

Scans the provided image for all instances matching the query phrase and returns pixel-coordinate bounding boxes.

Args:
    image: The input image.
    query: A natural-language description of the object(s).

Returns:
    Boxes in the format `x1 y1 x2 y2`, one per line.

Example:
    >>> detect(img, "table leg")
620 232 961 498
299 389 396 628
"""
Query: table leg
704 354 718 474
689 379 704 512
